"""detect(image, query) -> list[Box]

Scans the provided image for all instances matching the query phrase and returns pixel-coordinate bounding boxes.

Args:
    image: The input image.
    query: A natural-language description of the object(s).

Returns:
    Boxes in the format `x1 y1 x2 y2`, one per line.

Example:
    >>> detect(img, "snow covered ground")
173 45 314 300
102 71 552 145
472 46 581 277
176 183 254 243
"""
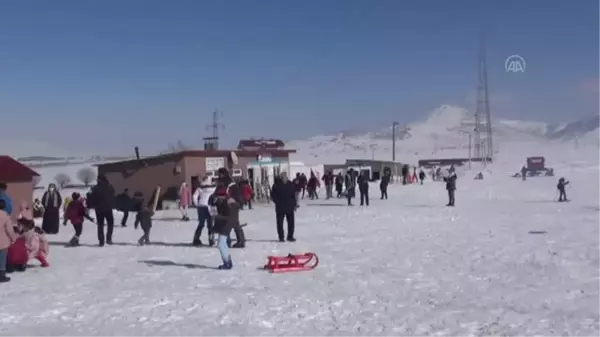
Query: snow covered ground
2 162 598 336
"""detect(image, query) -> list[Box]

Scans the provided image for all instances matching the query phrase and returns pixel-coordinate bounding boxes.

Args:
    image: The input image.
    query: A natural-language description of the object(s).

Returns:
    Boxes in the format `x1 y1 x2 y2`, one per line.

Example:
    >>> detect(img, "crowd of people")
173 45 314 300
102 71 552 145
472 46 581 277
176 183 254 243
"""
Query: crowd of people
0 160 573 277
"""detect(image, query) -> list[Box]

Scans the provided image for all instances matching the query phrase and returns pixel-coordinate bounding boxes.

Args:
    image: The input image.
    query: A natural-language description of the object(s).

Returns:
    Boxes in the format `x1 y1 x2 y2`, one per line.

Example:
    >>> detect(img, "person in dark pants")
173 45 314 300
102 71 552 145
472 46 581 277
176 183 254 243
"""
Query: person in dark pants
521 165 527 181
192 177 216 246
379 172 390 200
418 169 426 185
270 172 297 242
344 169 356 206
130 192 144 229
137 203 154 245
88 175 116 246
443 172 457 207
358 171 370 206
557 177 569 202
401 165 409 185
116 188 132 227
63 192 94 247
335 173 344 198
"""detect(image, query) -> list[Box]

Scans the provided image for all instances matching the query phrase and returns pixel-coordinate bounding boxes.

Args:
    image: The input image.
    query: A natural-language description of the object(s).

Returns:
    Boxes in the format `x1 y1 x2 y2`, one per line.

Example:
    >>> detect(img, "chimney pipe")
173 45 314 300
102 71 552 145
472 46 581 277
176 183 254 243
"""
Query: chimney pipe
134 146 140 160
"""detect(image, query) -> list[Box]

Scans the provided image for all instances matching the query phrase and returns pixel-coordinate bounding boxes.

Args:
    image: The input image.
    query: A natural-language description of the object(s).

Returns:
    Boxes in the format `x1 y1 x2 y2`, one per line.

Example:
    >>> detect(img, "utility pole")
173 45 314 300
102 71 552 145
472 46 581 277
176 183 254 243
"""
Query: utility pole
392 121 399 162
468 133 472 169
205 109 225 150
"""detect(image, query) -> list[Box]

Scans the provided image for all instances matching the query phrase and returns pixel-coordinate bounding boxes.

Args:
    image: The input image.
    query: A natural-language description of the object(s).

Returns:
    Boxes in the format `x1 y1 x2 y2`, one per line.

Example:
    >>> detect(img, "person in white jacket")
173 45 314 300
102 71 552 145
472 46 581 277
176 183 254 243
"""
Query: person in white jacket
192 177 216 246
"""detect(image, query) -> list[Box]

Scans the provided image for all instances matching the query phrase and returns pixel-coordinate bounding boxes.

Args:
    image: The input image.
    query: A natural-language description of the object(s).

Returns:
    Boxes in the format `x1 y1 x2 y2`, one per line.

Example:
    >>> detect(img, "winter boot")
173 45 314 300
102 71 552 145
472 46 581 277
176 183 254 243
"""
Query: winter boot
67 236 80 247
138 236 146 246
0 271 10 283
208 234 215 247
192 238 202 246
218 259 233 270
287 237 296 242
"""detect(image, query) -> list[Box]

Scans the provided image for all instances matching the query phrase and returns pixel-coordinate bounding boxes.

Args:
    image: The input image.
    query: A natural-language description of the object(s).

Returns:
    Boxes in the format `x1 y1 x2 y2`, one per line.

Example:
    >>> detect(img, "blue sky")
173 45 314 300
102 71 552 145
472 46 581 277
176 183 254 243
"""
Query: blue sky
0 0 598 155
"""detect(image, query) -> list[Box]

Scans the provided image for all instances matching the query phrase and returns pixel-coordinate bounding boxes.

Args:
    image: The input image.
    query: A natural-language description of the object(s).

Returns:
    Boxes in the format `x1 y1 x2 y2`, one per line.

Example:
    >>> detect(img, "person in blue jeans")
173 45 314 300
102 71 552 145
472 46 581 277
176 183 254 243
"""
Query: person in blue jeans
209 170 242 270
192 178 216 246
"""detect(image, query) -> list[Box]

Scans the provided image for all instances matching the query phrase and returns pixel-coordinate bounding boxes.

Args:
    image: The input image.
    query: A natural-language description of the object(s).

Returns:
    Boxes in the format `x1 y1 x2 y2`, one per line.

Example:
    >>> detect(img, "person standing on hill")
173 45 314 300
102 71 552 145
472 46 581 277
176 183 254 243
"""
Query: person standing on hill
88 175 116 246
292 173 303 208
443 171 457 207
322 171 334 199
335 173 344 198
358 171 370 206
41 183 62 234
379 171 390 200
344 169 356 206
418 169 426 185
270 172 297 242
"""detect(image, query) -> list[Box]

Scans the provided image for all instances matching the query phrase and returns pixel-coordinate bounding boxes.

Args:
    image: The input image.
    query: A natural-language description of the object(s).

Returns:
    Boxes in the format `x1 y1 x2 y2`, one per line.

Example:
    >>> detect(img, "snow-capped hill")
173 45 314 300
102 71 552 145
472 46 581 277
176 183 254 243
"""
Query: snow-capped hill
546 115 599 140
288 104 599 165
424 104 471 127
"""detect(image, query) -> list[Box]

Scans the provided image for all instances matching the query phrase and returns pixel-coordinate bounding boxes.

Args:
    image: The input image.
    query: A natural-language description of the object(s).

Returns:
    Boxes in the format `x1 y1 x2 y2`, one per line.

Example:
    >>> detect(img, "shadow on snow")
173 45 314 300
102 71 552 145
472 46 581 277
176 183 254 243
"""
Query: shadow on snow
138 259 219 270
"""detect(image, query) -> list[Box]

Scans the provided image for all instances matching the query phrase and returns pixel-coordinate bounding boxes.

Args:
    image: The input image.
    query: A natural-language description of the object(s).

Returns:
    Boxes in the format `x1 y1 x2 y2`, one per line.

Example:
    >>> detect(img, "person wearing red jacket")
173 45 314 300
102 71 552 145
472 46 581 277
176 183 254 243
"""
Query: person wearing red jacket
63 192 94 247
242 181 253 210
6 225 27 273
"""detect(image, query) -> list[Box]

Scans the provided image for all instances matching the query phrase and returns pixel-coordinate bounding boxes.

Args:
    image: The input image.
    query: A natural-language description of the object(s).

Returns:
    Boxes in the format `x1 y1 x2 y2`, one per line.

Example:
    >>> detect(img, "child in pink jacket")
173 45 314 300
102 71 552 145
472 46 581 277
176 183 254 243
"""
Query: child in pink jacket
179 182 191 221
21 219 49 268
0 200 18 282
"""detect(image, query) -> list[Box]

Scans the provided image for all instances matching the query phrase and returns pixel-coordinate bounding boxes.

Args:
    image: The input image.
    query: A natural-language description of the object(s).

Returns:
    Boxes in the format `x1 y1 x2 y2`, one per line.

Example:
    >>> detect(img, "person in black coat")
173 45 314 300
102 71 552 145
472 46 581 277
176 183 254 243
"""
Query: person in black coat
557 177 569 202
418 169 426 185
88 175 116 246
270 172 297 242
335 173 344 198
41 183 62 234
358 171 370 206
379 172 390 200
443 172 457 206
216 168 246 248
116 188 133 227
344 169 356 206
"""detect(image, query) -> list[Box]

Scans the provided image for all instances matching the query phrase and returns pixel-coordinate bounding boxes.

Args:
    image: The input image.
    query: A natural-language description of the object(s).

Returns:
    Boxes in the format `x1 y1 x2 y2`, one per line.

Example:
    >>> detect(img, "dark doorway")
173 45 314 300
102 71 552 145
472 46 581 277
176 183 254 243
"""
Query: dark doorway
247 168 255 189
191 176 200 192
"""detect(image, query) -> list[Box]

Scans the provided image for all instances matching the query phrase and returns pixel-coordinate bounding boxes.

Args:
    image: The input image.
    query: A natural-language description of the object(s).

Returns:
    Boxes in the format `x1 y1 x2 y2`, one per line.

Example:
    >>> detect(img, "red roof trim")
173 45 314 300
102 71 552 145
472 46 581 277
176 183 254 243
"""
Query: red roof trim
0 156 40 182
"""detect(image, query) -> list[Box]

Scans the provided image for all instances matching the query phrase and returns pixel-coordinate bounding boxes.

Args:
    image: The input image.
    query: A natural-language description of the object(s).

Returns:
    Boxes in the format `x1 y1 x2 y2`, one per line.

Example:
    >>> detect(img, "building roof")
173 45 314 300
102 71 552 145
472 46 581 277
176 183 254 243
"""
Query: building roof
237 139 285 149
0 156 40 182
97 149 296 170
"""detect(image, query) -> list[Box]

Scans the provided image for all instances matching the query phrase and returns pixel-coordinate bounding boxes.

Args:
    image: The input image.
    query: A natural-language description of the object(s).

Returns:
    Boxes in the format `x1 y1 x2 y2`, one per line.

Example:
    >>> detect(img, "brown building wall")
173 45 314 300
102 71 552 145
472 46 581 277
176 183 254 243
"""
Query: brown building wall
98 158 187 204
6 180 34 222
99 152 293 207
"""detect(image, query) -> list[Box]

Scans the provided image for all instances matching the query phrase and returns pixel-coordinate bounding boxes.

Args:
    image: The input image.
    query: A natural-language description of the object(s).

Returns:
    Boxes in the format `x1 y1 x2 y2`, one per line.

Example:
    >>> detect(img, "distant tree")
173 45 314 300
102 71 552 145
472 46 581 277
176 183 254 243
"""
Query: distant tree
54 173 71 188
77 167 97 186
32 175 41 188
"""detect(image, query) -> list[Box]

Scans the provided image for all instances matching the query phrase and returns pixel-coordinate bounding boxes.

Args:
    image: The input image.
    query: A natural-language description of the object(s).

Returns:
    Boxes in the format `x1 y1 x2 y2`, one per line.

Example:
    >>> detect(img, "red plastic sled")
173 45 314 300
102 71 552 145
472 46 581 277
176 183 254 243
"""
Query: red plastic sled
263 253 319 273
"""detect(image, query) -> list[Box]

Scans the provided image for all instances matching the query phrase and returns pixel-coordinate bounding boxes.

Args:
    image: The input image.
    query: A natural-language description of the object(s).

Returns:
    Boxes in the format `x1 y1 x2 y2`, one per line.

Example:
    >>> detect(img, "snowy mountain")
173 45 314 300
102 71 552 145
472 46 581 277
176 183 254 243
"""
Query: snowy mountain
288 105 599 165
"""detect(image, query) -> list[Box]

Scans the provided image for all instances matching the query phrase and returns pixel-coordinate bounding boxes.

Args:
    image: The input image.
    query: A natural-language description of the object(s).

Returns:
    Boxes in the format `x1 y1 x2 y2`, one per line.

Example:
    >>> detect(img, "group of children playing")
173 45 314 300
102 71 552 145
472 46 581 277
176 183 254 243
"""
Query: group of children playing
0 199 50 283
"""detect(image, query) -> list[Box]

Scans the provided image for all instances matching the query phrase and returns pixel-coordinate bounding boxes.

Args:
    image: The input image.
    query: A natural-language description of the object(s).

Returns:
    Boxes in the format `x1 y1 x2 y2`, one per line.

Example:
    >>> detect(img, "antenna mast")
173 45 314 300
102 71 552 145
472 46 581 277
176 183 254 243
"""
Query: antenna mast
475 34 493 161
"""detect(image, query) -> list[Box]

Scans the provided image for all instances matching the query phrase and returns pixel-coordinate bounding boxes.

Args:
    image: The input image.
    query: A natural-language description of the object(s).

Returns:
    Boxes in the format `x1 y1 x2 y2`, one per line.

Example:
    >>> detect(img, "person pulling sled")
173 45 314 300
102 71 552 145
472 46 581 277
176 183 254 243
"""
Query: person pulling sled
557 177 569 202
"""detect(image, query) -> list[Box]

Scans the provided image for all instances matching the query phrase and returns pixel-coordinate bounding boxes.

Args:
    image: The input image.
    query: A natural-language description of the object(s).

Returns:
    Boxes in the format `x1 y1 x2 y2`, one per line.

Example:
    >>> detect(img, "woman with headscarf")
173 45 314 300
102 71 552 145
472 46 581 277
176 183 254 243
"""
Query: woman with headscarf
41 183 62 234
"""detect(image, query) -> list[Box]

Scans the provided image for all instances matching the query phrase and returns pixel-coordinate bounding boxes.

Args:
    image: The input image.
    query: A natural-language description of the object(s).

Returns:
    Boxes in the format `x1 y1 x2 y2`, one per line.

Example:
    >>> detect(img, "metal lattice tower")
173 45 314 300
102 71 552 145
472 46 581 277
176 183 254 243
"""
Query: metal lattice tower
205 109 225 150
474 35 493 160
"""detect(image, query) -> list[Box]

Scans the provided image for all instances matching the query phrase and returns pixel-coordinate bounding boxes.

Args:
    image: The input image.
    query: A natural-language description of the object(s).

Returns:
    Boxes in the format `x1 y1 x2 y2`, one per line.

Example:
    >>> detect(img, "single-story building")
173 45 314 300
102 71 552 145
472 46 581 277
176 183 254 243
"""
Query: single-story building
96 148 296 208
344 159 405 180
0 155 40 221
